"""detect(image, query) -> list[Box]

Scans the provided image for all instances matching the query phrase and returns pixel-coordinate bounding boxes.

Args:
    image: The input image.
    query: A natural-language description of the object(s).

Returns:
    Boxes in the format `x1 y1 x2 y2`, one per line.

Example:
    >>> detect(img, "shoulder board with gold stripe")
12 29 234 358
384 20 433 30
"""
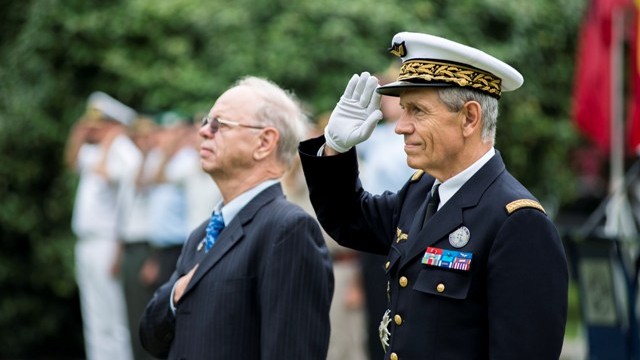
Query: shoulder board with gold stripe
410 170 424 182
505 199 546 215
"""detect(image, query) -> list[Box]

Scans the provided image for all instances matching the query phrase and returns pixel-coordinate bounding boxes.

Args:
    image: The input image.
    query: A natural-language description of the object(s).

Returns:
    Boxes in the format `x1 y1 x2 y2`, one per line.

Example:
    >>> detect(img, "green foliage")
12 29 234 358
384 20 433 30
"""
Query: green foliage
0 0 588 356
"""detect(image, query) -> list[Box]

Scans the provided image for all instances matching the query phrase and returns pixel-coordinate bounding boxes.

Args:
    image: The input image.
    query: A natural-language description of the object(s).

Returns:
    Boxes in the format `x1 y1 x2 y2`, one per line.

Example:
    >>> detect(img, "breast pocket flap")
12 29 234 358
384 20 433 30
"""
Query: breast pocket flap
413 267 472 300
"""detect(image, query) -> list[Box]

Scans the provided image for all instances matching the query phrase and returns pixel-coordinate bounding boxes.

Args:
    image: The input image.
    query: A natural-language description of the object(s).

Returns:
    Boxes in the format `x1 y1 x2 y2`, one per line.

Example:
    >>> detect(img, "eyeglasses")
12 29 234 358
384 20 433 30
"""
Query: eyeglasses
201 115 266 133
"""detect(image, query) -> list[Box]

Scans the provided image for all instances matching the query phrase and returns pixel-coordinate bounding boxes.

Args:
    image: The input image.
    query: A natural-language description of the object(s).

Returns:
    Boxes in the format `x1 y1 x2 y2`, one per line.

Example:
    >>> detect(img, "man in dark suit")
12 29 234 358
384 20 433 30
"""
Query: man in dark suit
140 76 334 359
299 32 568 359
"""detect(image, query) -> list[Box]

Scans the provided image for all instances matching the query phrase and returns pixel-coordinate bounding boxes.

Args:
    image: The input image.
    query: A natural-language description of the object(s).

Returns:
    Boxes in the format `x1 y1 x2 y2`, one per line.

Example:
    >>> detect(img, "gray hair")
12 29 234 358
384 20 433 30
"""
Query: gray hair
436 87 499 143
234 76 309 168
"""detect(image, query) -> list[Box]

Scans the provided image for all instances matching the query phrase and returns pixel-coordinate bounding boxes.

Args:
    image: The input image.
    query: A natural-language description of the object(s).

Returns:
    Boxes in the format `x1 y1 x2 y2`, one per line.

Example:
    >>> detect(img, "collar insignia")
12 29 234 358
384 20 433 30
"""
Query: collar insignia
396 227 408 243
410 170 424 181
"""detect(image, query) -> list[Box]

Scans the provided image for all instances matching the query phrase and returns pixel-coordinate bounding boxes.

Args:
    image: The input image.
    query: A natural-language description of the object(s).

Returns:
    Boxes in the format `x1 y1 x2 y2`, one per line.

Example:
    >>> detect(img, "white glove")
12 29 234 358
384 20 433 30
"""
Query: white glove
324 72 383 153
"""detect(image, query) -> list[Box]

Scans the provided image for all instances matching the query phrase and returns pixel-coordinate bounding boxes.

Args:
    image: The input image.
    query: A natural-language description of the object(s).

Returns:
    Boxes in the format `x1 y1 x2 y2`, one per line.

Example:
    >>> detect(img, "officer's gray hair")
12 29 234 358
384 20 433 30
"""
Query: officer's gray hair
234 76 310 168
436 87 499 143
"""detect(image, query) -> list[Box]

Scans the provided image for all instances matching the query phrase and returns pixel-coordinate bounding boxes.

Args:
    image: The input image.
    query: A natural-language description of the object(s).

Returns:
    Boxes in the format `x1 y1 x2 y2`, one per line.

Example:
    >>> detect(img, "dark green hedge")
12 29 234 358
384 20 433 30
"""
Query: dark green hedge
0 0 586 357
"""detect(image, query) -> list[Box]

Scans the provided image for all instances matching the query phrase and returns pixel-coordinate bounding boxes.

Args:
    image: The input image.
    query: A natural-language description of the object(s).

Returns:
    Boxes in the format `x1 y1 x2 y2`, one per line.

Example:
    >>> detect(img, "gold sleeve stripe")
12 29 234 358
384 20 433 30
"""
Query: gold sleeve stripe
505 199 546 215
411 170 424 181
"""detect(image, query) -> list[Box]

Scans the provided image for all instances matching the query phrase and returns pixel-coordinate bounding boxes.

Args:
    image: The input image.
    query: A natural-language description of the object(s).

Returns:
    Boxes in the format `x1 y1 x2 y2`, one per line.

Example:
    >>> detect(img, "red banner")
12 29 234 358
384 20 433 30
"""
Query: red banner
627 1 640 153
572 0 633 154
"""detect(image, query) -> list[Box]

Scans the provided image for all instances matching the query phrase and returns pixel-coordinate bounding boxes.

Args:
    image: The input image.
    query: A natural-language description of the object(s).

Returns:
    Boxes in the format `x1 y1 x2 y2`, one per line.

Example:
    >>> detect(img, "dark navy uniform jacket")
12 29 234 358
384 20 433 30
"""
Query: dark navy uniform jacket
299 136 568 360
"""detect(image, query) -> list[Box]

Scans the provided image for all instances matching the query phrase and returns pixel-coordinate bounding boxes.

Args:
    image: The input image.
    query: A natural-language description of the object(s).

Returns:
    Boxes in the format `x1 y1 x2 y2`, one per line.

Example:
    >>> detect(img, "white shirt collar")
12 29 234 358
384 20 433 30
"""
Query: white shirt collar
215 179 280 225
434 148 495 210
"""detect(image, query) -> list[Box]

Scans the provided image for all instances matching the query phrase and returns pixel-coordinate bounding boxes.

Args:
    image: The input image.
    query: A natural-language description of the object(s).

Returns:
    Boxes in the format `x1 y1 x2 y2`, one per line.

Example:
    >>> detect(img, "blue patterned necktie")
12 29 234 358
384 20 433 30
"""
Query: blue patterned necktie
205 212 225 253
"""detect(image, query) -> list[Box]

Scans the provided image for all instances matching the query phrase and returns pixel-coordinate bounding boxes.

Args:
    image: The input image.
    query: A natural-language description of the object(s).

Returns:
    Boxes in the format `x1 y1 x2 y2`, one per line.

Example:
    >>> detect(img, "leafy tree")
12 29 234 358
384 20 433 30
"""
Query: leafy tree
0 0 586 356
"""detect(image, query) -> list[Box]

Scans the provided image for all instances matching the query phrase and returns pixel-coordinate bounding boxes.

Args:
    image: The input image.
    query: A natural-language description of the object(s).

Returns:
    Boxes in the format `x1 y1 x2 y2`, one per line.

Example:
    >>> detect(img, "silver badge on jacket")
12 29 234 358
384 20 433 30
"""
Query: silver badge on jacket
379 309 391 352
449 226 470 248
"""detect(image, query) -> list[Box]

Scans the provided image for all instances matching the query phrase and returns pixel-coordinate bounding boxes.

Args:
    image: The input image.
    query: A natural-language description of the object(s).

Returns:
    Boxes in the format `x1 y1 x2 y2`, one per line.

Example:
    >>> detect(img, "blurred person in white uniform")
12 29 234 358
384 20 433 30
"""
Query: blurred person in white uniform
137 112 206 290
64 91 138 360
116 115 159 360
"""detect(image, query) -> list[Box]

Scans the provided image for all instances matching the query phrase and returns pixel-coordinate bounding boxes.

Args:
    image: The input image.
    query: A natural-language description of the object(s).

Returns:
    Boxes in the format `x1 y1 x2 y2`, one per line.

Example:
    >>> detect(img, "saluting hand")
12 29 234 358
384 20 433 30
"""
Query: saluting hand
324 72 383 153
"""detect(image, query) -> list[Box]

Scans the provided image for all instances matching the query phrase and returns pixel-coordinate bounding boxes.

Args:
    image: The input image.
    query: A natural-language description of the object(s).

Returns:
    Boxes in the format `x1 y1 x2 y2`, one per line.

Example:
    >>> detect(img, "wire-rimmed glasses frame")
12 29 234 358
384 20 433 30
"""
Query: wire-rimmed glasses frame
201 114 266 133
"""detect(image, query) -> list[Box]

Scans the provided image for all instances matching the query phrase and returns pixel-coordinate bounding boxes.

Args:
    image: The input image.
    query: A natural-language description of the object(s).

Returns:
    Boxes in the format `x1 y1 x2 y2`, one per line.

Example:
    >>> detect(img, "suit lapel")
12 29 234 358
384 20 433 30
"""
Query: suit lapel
184 183 282 295
401 153 506 268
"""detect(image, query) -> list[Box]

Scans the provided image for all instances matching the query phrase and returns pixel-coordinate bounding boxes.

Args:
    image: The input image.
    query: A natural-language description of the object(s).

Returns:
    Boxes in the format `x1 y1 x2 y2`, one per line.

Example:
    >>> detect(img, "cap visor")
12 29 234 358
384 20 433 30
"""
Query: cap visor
377 81 453 97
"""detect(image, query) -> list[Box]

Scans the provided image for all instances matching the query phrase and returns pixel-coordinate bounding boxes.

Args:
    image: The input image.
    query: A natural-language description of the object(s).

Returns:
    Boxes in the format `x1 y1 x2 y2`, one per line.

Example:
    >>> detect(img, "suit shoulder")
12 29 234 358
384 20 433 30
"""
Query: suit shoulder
270 198 317 222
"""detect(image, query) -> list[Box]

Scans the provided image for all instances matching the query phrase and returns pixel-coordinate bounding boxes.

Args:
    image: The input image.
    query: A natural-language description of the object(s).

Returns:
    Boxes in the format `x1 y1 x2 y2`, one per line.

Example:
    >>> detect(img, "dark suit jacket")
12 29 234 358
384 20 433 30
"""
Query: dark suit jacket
140 183 334 359
299 136 568 360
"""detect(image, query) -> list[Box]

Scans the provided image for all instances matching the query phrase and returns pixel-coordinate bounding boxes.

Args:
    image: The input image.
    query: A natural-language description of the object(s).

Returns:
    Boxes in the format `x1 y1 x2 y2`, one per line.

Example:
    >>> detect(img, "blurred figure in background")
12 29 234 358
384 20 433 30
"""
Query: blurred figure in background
138 112 199 290
116 115 159 360
282 112 367 360
64 91 137 360
356 63 414 359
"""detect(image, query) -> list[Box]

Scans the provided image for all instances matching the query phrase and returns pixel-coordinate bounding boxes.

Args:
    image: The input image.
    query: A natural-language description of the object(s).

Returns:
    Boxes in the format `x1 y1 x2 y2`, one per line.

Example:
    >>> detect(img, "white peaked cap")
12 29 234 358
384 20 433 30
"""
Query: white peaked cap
87 91 137 126
377 32 524 98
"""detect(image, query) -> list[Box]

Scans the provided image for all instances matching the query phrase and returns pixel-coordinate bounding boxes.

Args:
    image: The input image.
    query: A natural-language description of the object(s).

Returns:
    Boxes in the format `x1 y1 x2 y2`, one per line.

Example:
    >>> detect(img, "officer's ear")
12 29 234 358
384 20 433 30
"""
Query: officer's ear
461 101 482 138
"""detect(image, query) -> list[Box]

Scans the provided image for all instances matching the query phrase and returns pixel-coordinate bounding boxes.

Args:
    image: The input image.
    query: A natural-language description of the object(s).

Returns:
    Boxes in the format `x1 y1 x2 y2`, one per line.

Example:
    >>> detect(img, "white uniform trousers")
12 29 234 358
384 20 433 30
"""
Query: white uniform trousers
75 236 133 360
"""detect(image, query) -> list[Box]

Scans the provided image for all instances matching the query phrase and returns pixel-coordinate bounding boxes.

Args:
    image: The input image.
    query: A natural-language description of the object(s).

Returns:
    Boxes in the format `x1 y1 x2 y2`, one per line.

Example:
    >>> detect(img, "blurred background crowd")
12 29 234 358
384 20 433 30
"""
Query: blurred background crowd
1 0 640 359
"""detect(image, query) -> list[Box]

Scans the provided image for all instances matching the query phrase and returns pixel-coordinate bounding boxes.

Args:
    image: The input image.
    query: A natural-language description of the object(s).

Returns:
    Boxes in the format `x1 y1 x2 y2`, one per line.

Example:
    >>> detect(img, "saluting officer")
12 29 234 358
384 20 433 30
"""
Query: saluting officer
299 32 568 360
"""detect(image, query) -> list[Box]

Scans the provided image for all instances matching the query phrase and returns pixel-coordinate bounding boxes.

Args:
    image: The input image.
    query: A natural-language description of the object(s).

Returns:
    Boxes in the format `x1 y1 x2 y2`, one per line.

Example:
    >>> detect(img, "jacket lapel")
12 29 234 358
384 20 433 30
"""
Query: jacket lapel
401 153 506 268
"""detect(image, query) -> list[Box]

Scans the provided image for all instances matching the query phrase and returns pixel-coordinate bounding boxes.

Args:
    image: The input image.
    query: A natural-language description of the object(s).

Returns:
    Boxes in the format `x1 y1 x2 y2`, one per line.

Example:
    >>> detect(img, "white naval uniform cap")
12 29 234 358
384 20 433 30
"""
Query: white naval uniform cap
86 91 137 126
376 32 524 99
